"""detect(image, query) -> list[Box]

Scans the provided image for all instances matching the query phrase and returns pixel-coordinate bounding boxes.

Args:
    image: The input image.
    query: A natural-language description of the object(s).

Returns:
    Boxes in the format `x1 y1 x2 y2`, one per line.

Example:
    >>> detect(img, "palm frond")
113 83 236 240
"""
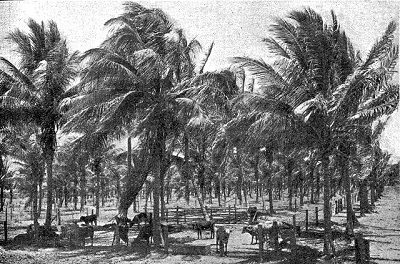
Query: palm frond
363 21 397 70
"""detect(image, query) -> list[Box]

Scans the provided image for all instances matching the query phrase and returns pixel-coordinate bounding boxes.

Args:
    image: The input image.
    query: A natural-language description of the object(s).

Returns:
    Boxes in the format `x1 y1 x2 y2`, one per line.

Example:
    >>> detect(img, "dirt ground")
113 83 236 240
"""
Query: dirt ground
1 186 399 264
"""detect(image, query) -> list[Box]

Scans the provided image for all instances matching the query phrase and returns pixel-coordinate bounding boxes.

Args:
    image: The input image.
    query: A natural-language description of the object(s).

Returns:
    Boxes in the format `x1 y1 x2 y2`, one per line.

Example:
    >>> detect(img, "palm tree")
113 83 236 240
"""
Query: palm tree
12 129 44 242
232 9 397 254
0 19 78 227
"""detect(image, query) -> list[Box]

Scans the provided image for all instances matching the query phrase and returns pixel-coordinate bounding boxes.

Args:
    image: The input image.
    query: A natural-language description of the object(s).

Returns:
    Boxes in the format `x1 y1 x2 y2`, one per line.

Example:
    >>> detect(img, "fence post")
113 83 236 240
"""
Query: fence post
295 199 297 211
292 215 297 247
271 221 279 252
228 205 231 224
234 204 237 224
4 207 7 242
258 223 263 263
184 209 187 223
57 209 61 225
166 208 169 223
305 210 309 231
162 224 169 254
210 208 213 219
176 206 179 225
335 200 338 214
315 207 319 227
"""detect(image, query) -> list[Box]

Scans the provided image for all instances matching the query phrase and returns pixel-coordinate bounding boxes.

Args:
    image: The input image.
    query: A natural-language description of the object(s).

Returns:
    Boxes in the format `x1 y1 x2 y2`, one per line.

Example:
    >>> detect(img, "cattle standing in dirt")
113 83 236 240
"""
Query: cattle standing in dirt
247 206 258 224
193 220 215 239
135 223 153 244
111 224 129 246
215 226 231 256
61 223 94 247
111 216 132 246
26 224 59 245
79 214 97 226
242 225 260 244
130 212 150 228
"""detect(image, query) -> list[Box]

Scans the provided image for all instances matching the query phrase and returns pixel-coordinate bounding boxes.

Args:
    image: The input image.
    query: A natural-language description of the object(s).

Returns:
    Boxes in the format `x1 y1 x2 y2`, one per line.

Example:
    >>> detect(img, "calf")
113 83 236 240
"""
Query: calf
112 224 129 246
79 214 97 226
215 226 231 256
135 223 153 244
193 220 215 239
242 225 260 244
75 225 94 247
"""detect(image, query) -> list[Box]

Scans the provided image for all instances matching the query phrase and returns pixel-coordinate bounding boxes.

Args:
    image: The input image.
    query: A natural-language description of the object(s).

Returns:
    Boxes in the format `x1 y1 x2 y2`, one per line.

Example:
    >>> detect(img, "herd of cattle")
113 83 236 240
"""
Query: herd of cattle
11 207 299 256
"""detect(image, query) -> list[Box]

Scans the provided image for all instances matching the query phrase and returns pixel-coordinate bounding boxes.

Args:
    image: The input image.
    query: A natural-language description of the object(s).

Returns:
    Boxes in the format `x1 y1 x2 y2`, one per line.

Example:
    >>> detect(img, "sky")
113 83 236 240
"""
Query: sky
0 0 399 160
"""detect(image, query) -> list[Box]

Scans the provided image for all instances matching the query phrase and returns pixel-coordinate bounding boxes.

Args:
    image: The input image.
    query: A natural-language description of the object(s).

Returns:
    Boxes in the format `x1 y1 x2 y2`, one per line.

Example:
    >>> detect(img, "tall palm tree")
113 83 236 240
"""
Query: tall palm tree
0 19 78 227
63 2 205 246
232 9 397 254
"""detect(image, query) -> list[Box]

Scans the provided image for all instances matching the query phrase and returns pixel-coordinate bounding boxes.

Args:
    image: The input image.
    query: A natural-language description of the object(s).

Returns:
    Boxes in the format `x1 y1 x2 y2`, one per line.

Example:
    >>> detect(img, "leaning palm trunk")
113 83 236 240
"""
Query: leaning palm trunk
191 178 210 221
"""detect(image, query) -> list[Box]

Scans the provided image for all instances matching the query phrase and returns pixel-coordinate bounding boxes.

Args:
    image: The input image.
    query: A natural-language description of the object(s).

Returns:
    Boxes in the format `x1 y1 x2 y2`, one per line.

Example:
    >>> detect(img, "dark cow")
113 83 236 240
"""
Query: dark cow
135 223 153 244
242 225 260 244
26 224 59 245
193 220 215 239
79 214 97 226
61 224 94 247
112 224 130 246
130 212 150 228
215 226 231 256
247 206 260 224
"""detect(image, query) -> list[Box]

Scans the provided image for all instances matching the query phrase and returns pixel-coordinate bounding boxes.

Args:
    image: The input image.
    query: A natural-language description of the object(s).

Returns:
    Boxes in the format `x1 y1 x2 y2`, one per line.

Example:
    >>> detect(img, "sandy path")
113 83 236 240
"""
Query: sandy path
357 186 400 263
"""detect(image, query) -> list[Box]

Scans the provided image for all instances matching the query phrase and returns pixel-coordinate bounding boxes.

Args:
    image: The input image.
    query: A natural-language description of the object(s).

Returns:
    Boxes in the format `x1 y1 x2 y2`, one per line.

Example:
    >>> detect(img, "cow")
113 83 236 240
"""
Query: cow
242 225 261 244
130 212 150 228
61 223 94 247
79 214 97 226
111 224 130 246
215 226 231 256
247 206 258 224
193 220 215 239
135 223 153 244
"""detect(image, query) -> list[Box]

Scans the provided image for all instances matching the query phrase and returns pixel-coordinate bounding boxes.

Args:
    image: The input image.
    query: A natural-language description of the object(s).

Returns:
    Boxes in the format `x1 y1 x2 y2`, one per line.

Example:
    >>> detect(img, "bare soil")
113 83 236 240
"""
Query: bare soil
1 186 399 264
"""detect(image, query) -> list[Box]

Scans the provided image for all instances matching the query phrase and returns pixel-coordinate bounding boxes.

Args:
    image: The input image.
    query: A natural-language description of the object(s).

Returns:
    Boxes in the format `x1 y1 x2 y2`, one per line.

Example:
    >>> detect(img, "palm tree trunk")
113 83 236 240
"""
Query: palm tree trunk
79 161 87 211
315 170 320 202
44 154 54 228
287 158 294 211
73 179 78 210
236 148 244 205
38 181 43 217
340 154 358 235
359 179 369 216
0 185 4 212
183 133 190 205
322 151 334 255
33 182 40 244
254 154 260 203
95 172 100 217
310 164 315 204
191 178 210 221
